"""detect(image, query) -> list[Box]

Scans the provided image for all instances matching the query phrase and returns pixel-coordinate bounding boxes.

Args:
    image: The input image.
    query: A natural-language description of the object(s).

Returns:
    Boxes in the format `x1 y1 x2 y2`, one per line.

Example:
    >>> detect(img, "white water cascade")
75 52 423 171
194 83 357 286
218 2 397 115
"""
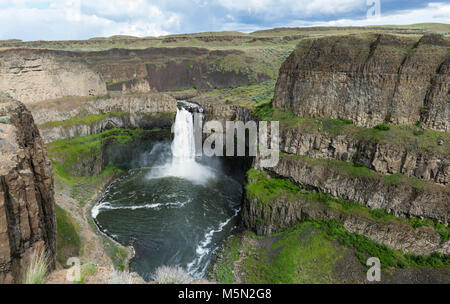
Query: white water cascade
147 107 216 184
171 107 196 165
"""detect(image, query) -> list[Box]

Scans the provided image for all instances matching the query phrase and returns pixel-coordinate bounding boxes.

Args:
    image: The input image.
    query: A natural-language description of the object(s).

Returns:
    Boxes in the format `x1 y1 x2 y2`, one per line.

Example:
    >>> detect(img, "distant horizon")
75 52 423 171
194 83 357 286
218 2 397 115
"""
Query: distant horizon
0 1 449 41
1 22 449 43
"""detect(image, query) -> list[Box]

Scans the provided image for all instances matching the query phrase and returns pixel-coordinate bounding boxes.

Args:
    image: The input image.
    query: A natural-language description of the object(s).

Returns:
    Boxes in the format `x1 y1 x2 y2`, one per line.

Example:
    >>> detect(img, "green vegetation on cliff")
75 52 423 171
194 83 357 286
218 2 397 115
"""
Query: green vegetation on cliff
39 112 127 129
48 130 155 273
212 219 450 284
279 153 447 195
246 168 450 244
243 222 345 283
253 103 449 154
55 205 82 265
48 129 162 178
47 128 168 205
191 80 275 110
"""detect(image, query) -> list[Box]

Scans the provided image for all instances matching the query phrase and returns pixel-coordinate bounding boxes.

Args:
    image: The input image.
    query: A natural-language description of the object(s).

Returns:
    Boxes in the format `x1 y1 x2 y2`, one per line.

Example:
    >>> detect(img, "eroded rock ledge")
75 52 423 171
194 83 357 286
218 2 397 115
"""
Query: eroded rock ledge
279 128 449 185
29 93 177 143
259 154 450 225
242 169 449 256
0 95 56 283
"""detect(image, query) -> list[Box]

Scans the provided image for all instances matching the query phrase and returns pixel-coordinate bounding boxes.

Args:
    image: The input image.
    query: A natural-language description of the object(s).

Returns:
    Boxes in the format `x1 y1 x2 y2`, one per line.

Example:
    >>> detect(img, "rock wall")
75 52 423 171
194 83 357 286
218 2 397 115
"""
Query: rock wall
273 34 449 131
31 92 176 126
0 49 107 104
0 95 56 283
40 113 174 144
0 47 269 104
262 155 449 224
242 193 449 255
279 129 449 185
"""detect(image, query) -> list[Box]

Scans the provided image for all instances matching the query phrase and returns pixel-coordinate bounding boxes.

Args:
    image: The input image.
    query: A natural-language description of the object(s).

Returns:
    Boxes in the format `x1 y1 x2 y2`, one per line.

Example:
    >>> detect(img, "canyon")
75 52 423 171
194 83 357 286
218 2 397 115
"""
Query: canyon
0 24 448 283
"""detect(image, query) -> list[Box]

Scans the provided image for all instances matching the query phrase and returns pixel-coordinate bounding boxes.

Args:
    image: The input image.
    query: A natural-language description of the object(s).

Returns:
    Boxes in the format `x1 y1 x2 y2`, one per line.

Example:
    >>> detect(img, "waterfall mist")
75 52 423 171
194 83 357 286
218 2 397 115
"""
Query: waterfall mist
146 107 216 184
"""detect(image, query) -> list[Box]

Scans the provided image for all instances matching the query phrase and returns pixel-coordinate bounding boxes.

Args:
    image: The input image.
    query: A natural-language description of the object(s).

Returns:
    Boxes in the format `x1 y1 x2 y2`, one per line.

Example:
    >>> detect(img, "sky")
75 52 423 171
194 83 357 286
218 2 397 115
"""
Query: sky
0 0 449 41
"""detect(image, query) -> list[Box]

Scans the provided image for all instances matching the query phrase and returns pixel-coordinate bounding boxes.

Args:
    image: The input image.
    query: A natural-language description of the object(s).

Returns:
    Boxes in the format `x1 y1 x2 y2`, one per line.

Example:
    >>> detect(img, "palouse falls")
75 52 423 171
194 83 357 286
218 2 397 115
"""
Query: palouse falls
92 106 243 281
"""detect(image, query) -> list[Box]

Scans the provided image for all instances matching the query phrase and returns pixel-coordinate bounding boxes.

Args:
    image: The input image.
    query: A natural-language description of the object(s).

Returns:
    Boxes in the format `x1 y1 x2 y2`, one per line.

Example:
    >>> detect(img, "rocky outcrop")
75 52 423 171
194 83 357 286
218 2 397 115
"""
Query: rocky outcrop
40 113 174 144
119 78 153 93
0 47 273 104
191 95 257 125
31 92 176 126
0 49 107 104
242 193 449 255
261 155 450 225
279 128 449 185
33 92 256 143
27 93 177 143
0 95 56 283
273 34 450 131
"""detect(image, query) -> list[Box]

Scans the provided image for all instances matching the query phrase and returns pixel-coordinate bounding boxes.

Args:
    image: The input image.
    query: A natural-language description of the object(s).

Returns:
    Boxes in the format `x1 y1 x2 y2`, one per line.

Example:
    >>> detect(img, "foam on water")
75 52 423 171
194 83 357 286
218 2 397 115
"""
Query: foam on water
187 208 241 277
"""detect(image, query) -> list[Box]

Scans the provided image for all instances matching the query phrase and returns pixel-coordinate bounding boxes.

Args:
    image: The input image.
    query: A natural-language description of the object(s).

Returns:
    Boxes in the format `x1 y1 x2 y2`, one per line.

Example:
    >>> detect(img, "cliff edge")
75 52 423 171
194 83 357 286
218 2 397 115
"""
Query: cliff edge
273 33 449 131
0 93 56 283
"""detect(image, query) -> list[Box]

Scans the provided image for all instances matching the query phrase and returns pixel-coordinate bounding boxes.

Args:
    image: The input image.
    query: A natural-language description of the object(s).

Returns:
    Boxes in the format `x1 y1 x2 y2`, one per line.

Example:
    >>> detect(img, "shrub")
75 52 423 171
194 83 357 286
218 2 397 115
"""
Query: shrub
353 161 366 168
152 266 192 284
374 124 390 131
55 205 81 265
23 247 49 284
413 129 425 136
342 119 353 125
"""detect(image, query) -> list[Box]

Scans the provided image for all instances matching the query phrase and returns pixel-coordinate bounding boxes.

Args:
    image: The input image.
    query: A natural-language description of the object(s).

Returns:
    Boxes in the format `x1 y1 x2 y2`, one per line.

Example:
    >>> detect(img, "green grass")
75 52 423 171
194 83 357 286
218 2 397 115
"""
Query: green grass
73 263 98 284
246 168 450 244
69 163 124 207
322 220 450 269
217 220 450 283
243 222 344 283
253 103 450 154
375 124 391 131
197 80 276 109
246 168 300 204
211 235 243 284
39 112 127 129
281 153 437 191
102 237 130 272
47 128 149 181
55 205 82 266
48 128 170 205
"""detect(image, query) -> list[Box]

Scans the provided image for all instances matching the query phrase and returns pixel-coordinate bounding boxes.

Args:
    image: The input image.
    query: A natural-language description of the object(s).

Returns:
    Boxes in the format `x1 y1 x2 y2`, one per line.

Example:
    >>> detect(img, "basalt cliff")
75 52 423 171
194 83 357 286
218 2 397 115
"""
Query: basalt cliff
0 94 56 283
273 33 449 131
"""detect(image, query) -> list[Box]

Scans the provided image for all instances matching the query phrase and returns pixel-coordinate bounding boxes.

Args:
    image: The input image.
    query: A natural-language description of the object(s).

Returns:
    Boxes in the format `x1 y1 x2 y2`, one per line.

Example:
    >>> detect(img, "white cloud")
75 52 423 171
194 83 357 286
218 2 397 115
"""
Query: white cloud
0 1 448 41
289 2 450 27
0 0 180 40
215 0 366 17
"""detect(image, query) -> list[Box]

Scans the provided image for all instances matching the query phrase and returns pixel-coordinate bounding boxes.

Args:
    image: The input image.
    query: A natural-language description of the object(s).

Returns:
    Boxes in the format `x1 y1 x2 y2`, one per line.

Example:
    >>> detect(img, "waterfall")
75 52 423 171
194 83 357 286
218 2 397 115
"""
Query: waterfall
147 106 215 184
171 108 196 164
